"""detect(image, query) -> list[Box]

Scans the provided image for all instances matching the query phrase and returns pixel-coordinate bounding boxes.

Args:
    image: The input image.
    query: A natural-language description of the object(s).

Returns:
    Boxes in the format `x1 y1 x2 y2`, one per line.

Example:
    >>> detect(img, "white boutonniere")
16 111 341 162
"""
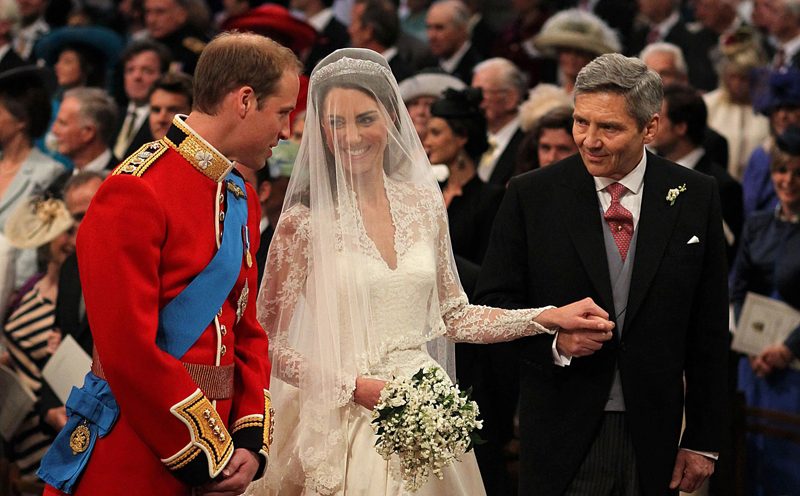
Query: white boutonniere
195 150 213 170
665 184 687 206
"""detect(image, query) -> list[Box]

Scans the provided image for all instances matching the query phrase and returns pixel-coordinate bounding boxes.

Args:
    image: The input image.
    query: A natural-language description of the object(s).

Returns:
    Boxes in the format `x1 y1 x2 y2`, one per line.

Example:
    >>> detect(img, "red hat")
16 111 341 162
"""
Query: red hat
221 5 317 57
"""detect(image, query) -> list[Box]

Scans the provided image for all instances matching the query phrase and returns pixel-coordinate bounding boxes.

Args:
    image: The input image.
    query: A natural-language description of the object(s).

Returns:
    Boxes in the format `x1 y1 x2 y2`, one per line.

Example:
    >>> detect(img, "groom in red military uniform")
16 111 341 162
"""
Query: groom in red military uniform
39 33 301 495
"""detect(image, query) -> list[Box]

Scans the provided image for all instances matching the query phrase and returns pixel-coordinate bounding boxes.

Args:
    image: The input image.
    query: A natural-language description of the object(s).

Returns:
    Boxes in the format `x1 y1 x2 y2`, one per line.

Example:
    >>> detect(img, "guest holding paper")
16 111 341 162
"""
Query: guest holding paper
0 197 74 488
731 125 800 496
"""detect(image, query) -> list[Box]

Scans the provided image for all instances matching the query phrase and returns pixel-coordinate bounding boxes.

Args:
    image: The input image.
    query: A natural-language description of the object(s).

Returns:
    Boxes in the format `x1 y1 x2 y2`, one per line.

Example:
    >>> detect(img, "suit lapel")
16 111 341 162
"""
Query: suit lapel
625 154 681 330
557 158 615 313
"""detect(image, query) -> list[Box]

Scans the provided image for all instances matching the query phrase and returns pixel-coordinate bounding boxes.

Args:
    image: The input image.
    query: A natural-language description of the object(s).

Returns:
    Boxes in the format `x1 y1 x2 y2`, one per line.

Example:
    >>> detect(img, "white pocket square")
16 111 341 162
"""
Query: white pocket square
687 236 700 245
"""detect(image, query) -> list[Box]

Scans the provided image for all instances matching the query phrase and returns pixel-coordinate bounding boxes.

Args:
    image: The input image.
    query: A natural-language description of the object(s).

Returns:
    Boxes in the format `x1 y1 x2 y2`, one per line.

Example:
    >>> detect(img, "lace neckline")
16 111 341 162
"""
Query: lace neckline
351 175 401 271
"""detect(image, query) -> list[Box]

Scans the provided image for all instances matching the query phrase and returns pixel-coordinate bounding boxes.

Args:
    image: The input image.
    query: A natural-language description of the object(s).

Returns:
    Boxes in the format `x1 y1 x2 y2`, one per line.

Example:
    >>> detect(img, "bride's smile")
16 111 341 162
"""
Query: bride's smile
323 87 389 175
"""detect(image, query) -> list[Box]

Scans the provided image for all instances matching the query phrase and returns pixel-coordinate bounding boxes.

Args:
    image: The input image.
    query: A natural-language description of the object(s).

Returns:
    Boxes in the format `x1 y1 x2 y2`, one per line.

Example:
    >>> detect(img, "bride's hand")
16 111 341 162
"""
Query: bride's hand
353 376 387 410
535 297 614 333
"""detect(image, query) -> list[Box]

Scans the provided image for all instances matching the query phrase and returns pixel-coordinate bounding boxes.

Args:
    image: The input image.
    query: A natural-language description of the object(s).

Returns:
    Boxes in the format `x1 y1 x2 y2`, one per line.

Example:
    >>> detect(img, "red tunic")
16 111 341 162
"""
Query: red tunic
45 118 272 495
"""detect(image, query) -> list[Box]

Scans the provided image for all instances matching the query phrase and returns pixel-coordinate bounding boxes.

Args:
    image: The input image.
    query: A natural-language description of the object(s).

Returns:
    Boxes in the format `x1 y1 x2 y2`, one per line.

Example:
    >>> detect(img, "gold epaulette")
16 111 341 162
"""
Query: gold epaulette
183 37 206 54
113 141 168 177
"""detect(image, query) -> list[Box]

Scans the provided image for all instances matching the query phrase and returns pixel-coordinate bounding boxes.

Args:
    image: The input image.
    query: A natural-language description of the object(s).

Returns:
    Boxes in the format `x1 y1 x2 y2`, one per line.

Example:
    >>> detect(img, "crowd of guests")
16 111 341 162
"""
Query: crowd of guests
0 0 798 494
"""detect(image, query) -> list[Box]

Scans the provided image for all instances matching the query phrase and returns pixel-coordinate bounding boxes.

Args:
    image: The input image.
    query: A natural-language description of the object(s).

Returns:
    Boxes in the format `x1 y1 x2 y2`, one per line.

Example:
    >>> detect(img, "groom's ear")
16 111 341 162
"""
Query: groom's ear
236 86 256 117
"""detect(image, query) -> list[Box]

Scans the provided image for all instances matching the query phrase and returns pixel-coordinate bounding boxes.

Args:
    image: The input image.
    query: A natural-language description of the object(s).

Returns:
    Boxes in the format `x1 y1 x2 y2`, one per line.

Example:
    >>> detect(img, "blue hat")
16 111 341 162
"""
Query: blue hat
33 26 124 80
753 68 800 115
776 125 800 155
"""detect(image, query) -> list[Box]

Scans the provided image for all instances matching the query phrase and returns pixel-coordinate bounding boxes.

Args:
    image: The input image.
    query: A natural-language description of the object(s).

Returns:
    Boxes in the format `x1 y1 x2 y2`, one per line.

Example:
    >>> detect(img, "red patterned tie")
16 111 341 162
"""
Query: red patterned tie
604 183 634 262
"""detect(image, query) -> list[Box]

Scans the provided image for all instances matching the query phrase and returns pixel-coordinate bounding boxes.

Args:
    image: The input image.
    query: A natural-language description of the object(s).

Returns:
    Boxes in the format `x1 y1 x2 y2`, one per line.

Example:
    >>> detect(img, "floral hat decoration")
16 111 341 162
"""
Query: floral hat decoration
5 197 74 249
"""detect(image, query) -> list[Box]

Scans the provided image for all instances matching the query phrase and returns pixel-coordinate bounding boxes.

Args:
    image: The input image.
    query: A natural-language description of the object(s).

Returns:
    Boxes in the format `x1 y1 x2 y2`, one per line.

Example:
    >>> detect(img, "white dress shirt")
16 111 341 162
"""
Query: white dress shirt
477 117 520 182
439 41 472 74
552 150 647 366
77 149 113 175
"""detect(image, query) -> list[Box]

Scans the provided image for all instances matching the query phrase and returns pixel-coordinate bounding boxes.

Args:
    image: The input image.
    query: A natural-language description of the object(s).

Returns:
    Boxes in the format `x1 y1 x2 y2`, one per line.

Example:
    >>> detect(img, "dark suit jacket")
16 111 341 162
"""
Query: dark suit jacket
122 120 154 161
629 19 718 91
488 128 525 186
703 127 729 172
693 152 743 266
39 253 93 413
305 17 350 75
387 52 414 83
0 47 26 73
474 153 729 496
255 223 274 286
447 44 484 85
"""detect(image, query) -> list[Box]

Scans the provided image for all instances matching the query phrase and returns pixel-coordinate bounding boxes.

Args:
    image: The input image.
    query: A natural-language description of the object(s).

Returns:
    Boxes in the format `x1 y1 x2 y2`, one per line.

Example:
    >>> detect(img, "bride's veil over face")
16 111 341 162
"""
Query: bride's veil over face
256 48 459 493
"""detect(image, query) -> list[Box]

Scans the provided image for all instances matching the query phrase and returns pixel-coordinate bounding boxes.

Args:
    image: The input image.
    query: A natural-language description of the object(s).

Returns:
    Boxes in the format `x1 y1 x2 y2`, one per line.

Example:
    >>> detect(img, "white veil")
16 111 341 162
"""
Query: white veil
255 48 461 493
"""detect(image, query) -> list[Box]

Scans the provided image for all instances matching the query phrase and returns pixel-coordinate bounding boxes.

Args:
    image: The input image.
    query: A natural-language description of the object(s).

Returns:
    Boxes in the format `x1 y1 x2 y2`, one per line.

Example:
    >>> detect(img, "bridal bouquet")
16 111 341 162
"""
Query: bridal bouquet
371 367 483 492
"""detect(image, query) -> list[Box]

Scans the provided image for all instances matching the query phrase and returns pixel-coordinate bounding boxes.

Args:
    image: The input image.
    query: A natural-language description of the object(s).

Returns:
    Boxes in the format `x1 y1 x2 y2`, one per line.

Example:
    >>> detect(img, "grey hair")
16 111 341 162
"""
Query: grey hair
473 57 528 100
432 0 470 30
63 87 120 146
640 42 688 77
574 53 663 129
0 0 20 28
63 171 106 198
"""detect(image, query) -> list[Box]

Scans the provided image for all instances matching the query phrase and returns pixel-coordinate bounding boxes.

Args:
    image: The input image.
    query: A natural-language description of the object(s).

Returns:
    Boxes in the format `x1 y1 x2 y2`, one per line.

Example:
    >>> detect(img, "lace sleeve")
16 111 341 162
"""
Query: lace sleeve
433 201 556 344
257 206 311 387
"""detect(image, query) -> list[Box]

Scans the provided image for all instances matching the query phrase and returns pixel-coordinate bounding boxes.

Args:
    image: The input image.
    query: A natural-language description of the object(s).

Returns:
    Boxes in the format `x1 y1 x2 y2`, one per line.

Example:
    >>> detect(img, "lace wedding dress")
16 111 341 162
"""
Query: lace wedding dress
247 177 553 496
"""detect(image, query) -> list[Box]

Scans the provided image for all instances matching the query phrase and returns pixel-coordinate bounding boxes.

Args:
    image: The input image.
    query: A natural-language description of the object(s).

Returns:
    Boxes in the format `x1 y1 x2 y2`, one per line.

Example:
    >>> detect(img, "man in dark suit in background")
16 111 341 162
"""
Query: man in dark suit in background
426 0 483 85
472 57 527 186
651 83 744 265
295 0 350 74
39 172 105 432
0 0 26 73
348 0 414 82
475 54 729 496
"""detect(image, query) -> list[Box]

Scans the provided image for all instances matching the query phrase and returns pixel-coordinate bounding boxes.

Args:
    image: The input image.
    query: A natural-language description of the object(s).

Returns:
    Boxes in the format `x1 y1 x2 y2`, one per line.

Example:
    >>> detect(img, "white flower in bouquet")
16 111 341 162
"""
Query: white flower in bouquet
371 367 483 492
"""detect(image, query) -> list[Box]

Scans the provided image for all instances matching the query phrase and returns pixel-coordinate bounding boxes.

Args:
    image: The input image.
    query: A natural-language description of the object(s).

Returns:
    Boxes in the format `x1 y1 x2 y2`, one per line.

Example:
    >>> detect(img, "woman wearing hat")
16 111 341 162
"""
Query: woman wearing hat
743 69 800 218
704 27 770 181
532 9 621 94
731 125 800 496
0 67 66 312
1 196 74 490
398 71 466 142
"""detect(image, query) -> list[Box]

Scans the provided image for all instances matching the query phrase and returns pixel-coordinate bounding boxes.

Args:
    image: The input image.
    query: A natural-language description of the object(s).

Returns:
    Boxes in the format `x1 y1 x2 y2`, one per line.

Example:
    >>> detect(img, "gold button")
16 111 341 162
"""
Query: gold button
220 344 227 356
220 325 227 336
219 193 225 203
217 307 223 317
219 211 225 222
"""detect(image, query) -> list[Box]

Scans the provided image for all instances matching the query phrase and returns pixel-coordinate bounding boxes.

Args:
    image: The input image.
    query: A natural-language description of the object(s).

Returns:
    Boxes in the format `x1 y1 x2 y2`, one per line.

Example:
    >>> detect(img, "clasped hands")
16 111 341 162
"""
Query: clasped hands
536 297 615 358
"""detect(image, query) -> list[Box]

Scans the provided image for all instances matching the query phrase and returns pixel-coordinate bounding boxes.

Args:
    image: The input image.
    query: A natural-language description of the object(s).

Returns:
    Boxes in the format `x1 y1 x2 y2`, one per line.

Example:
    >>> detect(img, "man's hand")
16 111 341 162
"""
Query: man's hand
555 322 614 358
44 406 68 430
751 344 794 377
536 297 615 333
197 448 260 496
353 377 386 410
669 449 714 493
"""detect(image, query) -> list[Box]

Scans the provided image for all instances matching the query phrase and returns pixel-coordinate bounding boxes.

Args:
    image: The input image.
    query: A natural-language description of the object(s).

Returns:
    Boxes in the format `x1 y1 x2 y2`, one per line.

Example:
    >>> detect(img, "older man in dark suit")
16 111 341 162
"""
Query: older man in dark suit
475 54 729 496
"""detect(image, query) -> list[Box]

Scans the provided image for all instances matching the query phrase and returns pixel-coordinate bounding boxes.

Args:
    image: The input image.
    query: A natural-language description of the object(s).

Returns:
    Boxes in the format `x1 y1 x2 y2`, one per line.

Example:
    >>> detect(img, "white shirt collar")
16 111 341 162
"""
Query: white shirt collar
651 11 680 40
308 8 334 33
0 45 9 60
77 149 112 174
382 46 398 62
440 40 471 74
490 116 520 151
782 32 800 61
675 147 705 170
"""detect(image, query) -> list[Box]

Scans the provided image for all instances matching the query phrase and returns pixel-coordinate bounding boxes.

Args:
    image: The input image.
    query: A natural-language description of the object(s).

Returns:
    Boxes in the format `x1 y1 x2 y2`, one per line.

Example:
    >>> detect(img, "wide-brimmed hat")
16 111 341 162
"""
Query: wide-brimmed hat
221 5 317 56
34 26 124 69
0 65 57 96
519 83 573 132
533 9 621 58
752 68 800 115
398 71 466 103
719 26 766 71
5 197 73 249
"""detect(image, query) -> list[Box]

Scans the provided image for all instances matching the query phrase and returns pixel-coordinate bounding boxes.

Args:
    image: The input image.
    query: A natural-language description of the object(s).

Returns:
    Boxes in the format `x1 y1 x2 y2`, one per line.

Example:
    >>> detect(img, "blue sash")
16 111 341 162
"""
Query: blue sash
38 174 248 493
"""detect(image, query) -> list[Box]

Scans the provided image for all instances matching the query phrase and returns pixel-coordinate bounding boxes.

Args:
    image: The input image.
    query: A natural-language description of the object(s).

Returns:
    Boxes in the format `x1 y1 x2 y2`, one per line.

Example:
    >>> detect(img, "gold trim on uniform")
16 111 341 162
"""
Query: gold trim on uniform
167 389 233 477
265 390 274 454
231 414 263 433
162 442 202 471
113 141 168 177
165 117 233 183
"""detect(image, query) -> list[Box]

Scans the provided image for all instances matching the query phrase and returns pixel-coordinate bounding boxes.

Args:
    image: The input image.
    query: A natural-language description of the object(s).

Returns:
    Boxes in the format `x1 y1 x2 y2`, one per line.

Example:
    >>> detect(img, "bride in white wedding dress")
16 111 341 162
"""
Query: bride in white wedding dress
247 48 613 496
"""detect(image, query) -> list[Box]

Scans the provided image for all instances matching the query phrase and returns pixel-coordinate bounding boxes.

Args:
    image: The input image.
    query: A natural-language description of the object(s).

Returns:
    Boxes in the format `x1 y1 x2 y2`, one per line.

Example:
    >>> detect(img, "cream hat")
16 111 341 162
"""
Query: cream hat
5 197 74 249
398 72 466 103
533 9 621 58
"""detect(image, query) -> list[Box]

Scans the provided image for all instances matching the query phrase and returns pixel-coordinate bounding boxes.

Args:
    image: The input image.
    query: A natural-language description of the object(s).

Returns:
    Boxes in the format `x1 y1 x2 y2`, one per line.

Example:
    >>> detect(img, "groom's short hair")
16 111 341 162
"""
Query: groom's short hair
574 53 663 130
